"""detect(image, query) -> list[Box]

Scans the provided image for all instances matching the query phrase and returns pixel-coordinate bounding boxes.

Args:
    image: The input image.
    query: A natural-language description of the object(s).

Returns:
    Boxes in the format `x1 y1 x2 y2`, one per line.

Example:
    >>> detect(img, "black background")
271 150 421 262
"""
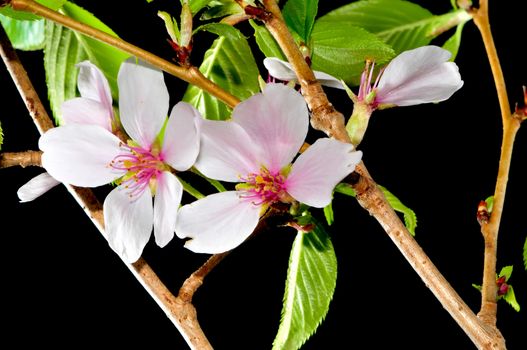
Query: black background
1 0 526 348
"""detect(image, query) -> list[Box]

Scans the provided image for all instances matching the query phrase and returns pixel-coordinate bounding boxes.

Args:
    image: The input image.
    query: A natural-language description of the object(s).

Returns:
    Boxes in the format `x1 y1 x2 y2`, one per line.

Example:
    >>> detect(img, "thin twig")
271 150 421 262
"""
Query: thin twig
8 0 240 109
0 24 214 350
261 0 506 348
473 0 520 328
0 150 42 168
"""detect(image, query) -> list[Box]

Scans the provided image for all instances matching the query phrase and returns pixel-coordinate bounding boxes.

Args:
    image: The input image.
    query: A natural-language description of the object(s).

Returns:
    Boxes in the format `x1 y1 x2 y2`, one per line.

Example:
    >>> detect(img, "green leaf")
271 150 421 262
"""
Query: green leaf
186 0 212 14
503 285 521 312
250 20 285 60
200 0 242 20
485 195 494 213
498 265 513 281
523 236 527 271
44 20 88 124
183 24 259 120
323 203 334 226
379 185 417 236
0 0 66 21
316 0 472 54
44 1 129 124
472 283 482 292
282 0 318 43
60 1 129 99
310 21 395 83
273 220 337 350
442 20 466 61
334 183 356 197
0 15 45 51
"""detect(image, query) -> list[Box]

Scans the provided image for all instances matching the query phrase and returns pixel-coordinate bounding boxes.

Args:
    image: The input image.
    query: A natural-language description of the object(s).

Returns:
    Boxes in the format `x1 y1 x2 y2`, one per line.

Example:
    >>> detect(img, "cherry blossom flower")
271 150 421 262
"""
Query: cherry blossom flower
263 57 344 89
346 45 463 145
39 58 201 262
175 83 362 254
17 61 116 203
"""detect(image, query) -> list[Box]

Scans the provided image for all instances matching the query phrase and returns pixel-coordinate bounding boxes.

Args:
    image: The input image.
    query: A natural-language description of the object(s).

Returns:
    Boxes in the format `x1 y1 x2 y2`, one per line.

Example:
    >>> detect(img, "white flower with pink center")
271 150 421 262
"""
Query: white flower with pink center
17 61 115 202
39 58 201 262
359 45 464 107
175 83 362 254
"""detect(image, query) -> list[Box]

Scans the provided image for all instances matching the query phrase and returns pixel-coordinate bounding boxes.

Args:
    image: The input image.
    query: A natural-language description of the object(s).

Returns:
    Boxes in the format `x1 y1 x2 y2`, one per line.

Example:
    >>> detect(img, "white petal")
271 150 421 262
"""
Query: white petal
263 57 298 81
231 83 308 172
17 172 60 202
39 125 123 187
176 191 261 254
263 57 344 89
194 119 262 182
376 46 464 106
287 138 362 208
118 58 169 148
76 61 113 113
153 171 182 248
161 102 200 171
62 98 112 131
104 186 153 263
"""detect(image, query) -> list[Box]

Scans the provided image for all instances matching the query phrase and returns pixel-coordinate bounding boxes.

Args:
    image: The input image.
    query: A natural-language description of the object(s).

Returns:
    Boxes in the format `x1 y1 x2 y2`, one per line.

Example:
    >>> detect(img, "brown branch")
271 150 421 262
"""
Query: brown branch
262 0 350 142
261 0 506 348
8 0 240 109
472 0 521 330
0 150 42 168
0 24 214 350
179 252 229 303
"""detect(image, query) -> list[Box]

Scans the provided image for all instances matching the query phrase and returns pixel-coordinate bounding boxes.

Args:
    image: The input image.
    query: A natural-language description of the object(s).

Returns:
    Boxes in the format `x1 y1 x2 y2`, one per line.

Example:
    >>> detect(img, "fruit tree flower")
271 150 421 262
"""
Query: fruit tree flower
17 61 116 203
346 45 464 145
175 83 362 254
39 58 201 262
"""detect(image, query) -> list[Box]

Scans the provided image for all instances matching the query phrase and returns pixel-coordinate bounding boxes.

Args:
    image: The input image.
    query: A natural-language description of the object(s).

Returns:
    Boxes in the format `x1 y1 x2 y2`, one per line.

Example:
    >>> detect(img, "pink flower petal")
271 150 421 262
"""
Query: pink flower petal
17 172 60 202
76 61 113 114
153 171 182 248
376 46 464 106
62 97 112 131
287 138 362 208
232 83 308 172
175 191 261 254
161 102 200 171
264 57 344 89
118 58 169 149
39 124 122 187
104 187 153 263
194 119 262 182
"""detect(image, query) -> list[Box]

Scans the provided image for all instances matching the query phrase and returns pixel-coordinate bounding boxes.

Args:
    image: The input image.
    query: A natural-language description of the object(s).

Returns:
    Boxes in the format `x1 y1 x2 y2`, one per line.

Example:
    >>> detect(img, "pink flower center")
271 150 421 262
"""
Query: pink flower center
238 167 287 206
110 143 165 198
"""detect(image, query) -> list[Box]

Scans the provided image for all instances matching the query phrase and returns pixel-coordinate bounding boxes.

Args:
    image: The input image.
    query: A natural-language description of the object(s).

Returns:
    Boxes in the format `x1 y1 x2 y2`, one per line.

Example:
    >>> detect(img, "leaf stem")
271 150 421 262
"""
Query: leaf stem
260 0 506 348
9 0 240 109
178 175 206 199
0 24 214 350
0 150 42 168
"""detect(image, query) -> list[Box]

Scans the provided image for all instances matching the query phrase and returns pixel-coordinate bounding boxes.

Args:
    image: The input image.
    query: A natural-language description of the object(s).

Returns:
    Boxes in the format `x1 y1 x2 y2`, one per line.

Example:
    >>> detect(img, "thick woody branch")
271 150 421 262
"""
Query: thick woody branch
0 150 41 168
261 0 505 348
0 24 213 350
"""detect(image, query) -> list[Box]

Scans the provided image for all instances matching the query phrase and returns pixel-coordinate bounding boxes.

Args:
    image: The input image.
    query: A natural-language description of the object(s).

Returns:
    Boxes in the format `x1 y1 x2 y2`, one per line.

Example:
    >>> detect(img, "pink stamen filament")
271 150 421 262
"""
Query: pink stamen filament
239 168 287 206
109 143 164 198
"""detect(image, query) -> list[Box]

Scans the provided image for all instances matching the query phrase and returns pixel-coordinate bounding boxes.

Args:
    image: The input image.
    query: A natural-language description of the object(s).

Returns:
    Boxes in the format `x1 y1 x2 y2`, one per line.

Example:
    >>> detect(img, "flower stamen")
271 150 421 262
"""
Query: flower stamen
109 143 165 198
